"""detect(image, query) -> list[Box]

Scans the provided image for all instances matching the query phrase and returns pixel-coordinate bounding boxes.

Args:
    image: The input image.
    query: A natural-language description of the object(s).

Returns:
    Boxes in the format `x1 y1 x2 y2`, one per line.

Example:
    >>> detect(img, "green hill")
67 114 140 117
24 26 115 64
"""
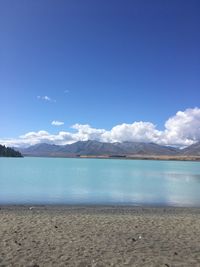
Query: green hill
0 145 22 157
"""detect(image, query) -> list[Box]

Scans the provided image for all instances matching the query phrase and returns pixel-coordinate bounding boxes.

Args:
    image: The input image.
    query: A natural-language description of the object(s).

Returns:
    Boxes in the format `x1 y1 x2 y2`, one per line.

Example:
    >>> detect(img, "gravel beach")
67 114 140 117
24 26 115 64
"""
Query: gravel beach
1 206 200 267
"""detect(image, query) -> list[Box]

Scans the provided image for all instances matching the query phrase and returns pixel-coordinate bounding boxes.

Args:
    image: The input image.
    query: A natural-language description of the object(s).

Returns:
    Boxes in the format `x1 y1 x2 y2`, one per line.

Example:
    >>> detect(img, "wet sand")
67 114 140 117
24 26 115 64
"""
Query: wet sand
1 206 200 266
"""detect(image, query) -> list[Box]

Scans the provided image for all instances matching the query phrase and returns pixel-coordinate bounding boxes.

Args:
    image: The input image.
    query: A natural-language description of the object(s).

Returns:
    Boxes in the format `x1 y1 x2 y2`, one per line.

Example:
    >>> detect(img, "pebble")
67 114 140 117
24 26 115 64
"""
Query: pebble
14 241 22 246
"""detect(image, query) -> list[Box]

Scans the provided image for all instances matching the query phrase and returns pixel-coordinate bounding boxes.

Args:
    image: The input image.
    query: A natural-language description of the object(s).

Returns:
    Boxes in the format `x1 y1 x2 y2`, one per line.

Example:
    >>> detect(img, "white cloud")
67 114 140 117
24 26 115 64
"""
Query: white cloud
1 108 200 148
51 121 64 126
71 124 106 141
101 122 162 143
160 107 200 146
37 95 56 102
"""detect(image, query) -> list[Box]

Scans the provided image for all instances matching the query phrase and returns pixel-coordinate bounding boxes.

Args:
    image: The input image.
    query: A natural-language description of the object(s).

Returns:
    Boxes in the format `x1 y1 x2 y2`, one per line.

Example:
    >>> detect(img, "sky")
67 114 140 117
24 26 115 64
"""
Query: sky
0 0 200 147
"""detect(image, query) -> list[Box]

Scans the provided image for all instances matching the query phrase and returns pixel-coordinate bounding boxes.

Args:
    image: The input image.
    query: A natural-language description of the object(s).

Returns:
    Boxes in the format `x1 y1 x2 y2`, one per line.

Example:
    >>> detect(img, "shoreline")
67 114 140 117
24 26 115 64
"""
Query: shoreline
14 154 200 162
1 204 200 211
1 206 200 266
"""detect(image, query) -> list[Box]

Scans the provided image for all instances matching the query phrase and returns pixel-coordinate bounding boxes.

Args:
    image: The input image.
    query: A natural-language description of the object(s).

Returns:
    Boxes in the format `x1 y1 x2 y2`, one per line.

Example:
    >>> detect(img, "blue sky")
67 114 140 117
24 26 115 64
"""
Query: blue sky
0 0 200 146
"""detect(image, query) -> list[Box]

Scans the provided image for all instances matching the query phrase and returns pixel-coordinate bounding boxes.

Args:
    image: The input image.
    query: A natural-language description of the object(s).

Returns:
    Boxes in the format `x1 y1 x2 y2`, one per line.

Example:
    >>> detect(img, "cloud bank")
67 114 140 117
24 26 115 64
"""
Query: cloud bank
1 108 200 148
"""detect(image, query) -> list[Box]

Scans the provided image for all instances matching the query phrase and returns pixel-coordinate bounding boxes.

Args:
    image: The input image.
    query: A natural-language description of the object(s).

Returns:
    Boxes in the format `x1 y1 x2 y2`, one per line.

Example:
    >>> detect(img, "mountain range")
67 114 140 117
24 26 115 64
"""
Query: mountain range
16 140 200 158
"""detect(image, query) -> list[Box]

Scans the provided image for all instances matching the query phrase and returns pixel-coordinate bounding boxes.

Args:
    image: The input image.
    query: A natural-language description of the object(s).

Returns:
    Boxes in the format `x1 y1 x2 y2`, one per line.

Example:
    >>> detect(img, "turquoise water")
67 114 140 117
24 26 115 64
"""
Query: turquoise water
0 157 200 206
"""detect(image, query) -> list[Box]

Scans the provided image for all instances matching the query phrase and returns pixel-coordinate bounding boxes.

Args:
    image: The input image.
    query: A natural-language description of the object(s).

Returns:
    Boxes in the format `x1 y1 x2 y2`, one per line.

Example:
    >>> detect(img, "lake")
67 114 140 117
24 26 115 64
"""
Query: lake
0 157 200 207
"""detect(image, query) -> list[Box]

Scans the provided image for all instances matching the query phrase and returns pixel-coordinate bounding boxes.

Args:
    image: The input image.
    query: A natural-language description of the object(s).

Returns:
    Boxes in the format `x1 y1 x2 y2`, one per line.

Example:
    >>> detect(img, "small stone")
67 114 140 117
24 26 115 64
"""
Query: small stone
14 241 22 246
54 225 58 228
174 252 178 255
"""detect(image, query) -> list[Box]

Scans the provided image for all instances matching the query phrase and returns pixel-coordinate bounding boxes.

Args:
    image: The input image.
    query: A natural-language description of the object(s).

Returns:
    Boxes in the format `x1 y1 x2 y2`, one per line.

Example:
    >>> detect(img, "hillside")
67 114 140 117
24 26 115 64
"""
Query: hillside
182 141 200 156
18 140 180 157
0 145 22 157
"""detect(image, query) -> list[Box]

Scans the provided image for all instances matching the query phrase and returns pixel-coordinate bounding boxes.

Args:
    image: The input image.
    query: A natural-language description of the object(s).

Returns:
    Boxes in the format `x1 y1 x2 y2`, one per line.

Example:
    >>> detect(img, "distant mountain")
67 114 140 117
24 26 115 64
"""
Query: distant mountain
0 145 22 157
115 141 178 155
63 140 125 155
18 140 180 157
19 143 63 157
62 140 179 156
182 141 200 156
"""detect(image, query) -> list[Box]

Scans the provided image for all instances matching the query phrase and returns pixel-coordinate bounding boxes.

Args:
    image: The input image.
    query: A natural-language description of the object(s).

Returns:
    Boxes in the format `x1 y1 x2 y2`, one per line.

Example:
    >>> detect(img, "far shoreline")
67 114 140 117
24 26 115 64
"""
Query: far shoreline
18 154 200 162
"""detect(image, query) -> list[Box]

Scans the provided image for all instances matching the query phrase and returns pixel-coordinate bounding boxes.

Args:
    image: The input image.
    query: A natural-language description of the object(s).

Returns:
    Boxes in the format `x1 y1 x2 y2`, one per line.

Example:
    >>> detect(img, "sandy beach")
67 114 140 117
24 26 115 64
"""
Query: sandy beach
1 206 200 267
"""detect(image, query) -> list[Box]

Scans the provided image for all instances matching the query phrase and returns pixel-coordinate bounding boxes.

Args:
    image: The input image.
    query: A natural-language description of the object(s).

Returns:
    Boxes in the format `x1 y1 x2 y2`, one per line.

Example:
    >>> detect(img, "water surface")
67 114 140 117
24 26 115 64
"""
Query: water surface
0 157 200 206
